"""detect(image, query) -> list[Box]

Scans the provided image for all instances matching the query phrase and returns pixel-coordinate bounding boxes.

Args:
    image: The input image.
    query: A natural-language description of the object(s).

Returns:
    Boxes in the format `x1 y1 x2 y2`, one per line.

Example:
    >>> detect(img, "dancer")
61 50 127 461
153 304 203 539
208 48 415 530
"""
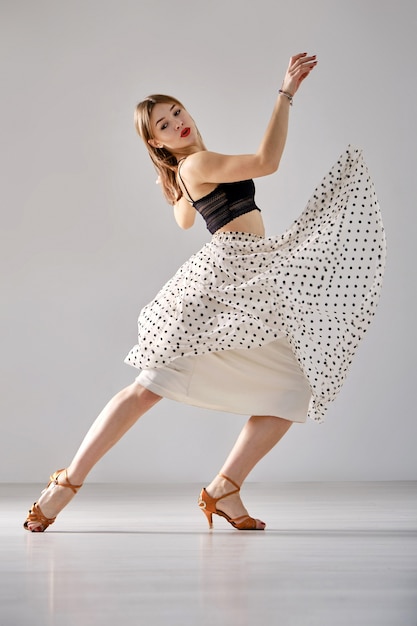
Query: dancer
24 53 385 532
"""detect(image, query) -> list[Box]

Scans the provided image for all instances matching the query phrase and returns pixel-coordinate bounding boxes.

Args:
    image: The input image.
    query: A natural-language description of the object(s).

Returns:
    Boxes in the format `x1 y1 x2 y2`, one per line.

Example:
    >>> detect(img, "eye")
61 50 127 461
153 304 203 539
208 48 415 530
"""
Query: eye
161 122 168 130
174 108 181 116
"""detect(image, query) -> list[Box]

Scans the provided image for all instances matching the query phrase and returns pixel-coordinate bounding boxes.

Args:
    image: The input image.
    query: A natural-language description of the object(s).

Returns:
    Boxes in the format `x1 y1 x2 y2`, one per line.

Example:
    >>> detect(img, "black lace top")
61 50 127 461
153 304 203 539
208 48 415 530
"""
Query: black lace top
178 161 261 234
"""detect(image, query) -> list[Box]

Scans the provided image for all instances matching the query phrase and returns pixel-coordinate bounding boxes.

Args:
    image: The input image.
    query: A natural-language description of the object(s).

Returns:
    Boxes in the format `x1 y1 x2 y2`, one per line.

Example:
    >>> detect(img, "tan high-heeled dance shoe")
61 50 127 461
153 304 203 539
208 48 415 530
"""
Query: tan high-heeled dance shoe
23 469 83 532
198 473 265 530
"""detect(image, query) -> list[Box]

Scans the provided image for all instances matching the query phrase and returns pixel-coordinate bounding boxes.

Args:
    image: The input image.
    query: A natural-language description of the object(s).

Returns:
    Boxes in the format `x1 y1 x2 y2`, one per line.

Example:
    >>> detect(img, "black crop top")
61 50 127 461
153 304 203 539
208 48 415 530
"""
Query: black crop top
178 162 261 234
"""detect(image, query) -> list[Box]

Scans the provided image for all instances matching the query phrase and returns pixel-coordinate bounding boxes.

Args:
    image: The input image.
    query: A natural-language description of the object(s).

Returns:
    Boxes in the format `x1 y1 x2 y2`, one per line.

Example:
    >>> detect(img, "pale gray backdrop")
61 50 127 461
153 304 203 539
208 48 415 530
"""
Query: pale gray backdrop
1 0 415 483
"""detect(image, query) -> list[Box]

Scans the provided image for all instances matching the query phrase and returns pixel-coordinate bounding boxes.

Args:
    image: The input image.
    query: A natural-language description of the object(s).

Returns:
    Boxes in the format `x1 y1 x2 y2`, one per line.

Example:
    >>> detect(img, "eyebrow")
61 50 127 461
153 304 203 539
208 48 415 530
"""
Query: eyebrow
155 104 176 127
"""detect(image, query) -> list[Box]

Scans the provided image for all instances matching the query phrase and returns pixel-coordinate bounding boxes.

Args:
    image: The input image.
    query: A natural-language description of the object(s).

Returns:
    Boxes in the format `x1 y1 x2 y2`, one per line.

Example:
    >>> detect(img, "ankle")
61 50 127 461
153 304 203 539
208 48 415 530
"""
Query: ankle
206 474 240 499
64 466 85 487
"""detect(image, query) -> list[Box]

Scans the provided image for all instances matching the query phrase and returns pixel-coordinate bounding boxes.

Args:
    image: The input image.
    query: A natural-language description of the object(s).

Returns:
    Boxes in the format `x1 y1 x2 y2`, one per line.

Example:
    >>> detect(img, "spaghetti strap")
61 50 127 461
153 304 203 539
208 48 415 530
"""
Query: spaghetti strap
177 158 195 204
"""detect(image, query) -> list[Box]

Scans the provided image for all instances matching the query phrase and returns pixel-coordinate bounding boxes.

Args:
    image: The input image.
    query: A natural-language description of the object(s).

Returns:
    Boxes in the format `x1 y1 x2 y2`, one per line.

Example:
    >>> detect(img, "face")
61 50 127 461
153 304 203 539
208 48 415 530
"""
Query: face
148 102 200 155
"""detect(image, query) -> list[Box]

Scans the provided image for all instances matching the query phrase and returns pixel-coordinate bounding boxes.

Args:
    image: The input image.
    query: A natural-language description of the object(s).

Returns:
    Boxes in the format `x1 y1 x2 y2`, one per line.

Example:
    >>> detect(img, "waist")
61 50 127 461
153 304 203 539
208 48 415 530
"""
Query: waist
213 209 265 237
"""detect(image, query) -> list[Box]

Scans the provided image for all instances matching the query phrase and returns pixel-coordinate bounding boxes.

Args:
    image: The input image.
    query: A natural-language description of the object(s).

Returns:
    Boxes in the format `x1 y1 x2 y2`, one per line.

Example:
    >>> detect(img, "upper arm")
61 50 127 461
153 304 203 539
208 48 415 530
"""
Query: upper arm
184 151 277 185
173 196 196 230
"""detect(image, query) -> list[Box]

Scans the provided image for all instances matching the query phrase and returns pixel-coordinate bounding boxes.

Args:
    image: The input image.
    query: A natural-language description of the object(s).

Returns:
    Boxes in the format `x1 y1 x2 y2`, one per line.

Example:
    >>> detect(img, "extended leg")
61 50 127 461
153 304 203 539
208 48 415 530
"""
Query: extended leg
67 383 161 484
25 382 161 531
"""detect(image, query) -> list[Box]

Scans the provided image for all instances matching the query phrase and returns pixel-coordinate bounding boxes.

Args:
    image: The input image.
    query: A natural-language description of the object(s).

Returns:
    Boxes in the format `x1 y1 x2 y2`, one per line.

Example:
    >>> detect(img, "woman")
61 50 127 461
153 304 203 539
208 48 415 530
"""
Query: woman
24 53 385 532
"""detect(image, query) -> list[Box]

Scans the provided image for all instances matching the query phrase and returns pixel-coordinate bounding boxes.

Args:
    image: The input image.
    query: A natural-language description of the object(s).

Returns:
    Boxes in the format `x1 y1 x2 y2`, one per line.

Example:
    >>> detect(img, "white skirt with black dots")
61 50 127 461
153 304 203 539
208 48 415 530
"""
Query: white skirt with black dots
125 146 386 423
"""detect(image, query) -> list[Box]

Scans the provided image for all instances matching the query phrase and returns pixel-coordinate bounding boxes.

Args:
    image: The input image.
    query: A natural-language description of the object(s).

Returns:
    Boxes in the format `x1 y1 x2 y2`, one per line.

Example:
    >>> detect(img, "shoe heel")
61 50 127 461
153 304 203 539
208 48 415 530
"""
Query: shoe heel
202 508 213 529
198 488 214 529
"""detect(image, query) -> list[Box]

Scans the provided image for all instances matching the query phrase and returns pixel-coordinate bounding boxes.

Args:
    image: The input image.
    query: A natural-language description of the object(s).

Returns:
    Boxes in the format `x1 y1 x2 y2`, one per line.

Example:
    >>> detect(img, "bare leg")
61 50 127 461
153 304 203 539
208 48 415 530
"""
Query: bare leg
205 415 293 528
26 382 161 531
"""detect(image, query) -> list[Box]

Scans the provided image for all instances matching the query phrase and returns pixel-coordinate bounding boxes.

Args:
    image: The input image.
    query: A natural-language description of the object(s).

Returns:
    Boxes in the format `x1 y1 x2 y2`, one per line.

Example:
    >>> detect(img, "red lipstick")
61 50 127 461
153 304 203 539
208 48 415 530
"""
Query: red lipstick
181 127 190 137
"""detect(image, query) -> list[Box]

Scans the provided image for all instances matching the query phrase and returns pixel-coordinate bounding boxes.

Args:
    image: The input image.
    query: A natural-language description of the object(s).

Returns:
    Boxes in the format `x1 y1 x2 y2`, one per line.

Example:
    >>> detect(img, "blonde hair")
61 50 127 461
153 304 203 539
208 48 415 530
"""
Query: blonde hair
134 94 203 205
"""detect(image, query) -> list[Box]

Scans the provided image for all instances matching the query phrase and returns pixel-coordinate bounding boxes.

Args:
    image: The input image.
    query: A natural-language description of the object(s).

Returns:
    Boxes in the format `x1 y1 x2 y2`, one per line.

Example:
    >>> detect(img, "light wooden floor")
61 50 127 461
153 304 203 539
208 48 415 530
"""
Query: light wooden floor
1 482 416 626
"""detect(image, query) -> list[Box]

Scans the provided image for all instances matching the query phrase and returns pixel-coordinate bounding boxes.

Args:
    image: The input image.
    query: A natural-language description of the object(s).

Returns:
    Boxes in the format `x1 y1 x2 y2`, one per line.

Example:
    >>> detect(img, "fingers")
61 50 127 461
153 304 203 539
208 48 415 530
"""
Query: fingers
290 52 308 61
290 53 317 70
281 53 317 96
289 54 317 81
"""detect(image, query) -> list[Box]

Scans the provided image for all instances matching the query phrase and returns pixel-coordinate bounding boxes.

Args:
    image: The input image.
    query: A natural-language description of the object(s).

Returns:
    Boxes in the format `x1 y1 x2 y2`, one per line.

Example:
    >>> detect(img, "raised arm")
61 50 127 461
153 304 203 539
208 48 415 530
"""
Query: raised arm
183 53 317 185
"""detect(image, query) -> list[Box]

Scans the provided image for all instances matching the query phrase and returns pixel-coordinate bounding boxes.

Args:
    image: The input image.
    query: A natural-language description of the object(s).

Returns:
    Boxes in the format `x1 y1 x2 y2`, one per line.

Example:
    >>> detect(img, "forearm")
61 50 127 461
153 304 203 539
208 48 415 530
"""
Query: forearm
256 93 291 173
256 53 317 173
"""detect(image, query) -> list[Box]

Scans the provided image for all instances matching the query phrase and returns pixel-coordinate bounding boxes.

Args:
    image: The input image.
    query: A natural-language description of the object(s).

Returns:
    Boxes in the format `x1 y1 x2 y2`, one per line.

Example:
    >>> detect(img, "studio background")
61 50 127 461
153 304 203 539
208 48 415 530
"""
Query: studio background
1 0 415 483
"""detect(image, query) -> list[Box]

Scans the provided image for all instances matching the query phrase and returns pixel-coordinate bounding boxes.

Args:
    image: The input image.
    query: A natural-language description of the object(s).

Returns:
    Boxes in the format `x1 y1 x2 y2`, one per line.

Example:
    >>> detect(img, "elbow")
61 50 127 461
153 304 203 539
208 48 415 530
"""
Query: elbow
177 220 194 230
266 153 282 174
265 161 280 175
261 161 279 177
174 213 196 230
256 154 280 176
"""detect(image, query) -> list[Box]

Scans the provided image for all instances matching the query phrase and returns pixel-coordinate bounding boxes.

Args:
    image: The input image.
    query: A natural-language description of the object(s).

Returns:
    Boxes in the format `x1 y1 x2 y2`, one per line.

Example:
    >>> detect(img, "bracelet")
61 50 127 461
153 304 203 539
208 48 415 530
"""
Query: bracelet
278 89 293 106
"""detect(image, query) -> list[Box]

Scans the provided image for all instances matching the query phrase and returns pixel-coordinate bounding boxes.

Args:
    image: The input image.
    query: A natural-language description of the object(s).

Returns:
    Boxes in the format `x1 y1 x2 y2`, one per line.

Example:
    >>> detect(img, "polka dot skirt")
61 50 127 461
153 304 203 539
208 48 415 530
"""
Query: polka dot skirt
125 146 386 422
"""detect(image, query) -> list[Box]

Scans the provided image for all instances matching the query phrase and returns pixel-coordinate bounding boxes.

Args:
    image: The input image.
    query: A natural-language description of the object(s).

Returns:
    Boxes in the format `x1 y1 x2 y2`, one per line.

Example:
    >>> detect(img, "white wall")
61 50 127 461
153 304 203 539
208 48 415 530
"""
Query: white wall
1 0 415 482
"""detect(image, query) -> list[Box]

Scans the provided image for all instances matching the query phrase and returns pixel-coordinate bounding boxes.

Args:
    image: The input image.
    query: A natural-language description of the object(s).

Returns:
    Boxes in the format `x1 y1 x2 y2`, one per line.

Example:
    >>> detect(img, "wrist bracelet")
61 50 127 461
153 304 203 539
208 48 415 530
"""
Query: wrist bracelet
278 89 293 106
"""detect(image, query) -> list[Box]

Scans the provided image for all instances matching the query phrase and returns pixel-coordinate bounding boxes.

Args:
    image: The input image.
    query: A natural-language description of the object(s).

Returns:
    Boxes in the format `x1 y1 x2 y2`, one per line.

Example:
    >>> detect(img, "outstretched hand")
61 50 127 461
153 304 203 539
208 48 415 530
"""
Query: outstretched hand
281 53 317 97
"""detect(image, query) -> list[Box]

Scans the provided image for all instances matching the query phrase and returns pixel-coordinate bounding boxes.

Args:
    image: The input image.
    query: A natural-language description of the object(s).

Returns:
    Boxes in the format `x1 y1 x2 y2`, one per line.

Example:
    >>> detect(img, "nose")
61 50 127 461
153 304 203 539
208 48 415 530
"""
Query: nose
175 118 183 130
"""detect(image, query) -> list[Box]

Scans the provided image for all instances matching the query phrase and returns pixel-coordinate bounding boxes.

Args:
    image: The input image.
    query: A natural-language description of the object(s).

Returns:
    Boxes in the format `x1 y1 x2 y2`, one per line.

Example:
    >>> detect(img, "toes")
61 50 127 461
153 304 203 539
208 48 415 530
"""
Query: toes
26 522 42 532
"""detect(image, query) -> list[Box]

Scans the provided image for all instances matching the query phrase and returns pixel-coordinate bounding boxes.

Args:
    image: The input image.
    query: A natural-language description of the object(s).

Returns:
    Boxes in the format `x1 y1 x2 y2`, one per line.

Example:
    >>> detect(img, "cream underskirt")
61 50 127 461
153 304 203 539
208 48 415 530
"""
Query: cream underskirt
136 336 312 423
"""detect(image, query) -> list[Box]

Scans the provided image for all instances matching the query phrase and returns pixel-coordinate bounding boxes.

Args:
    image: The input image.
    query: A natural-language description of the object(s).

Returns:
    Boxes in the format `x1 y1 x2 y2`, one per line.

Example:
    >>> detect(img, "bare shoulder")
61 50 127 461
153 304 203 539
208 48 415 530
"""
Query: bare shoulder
178 152 219 200
179 151 210 177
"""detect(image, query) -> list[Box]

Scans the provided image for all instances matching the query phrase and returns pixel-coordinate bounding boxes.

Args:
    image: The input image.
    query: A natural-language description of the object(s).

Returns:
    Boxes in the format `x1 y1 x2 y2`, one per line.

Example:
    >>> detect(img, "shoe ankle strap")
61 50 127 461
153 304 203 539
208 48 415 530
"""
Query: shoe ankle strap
218 473 240 491
51 469 83 494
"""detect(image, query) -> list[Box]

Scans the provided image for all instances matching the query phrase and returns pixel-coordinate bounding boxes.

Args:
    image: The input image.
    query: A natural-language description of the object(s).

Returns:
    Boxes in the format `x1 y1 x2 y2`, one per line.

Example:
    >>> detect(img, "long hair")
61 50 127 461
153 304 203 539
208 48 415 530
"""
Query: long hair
134 94 203 205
